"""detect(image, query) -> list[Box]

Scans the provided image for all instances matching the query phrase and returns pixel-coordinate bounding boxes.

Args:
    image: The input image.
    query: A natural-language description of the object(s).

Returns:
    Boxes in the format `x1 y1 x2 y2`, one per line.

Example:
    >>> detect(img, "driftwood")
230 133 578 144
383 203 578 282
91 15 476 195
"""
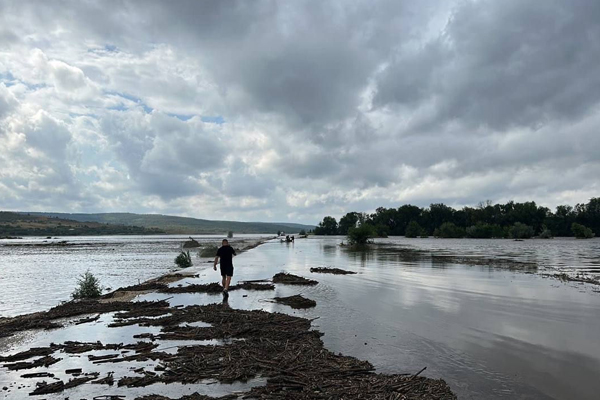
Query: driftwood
272 294 317 309
272 272 318 286
310 267 356 275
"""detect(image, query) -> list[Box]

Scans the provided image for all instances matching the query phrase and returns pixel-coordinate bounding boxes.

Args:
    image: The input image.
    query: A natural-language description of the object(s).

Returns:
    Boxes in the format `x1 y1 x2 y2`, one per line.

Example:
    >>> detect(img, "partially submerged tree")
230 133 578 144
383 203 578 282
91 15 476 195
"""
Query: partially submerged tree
572 223 595 239
175 250 193 268
434 222 466 238
314 216 338 235
405 220 424 238
347 223 377 245
72 271 102 300
509 222 534 239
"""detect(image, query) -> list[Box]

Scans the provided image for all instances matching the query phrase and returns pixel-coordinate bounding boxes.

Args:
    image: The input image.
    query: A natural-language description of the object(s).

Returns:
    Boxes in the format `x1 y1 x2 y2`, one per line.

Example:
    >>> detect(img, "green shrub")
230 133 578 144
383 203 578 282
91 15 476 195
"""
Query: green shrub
466 223 505 238
175 251 193 268
347 224 377 245
509 222 534 239
227 231 233 238
435 222 466 238
405 221 423 238
72 271 102 300
299 229 306 236
572 223 595 239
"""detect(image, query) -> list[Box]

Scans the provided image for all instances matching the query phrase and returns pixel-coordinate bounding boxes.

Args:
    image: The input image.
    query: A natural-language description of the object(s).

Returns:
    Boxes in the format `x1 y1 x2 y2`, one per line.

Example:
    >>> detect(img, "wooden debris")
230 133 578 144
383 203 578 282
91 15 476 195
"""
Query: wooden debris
272 272 318 285
75 314 101 325
272 294 317 309
3 355 60 370
0 299 169 337
91 372 115 386
29 380 64 395
0 346 54 362
159 282 274 294
310 267 357 275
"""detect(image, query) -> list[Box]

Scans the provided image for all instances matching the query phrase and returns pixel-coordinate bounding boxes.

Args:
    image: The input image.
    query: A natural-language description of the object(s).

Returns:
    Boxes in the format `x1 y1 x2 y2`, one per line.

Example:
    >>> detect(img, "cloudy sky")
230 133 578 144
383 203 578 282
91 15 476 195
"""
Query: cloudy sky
1 0 599 224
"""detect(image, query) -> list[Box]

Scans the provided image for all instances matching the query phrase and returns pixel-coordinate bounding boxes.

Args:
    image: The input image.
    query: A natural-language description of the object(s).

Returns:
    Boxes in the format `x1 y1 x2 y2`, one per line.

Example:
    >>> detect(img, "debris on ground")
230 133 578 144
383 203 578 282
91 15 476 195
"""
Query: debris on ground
310 267 357 275
1 300 456 399
272 272 318 286
182 237 201 248
75 314 101 324
272 294 317 309
159 282 274 294
0 299 169 338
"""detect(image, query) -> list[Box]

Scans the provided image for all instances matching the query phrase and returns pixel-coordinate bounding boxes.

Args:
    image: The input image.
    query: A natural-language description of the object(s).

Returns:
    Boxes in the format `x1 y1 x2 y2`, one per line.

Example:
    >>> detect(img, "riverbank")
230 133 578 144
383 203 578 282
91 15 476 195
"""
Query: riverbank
0 242 456 399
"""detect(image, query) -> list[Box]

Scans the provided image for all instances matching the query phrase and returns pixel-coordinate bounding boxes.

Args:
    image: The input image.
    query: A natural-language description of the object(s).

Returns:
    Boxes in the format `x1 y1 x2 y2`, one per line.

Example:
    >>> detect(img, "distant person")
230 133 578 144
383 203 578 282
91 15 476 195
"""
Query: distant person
214 239 236 294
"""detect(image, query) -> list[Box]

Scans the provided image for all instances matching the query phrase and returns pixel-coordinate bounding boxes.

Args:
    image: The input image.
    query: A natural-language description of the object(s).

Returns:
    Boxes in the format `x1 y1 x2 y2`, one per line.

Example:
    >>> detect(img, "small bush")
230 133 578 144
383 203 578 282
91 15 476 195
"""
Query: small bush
509 222 534 239
347 224 377 245
175 251 193 268
299 229 306 236
72 271 102 300
227 231 233 238
572 223 595 239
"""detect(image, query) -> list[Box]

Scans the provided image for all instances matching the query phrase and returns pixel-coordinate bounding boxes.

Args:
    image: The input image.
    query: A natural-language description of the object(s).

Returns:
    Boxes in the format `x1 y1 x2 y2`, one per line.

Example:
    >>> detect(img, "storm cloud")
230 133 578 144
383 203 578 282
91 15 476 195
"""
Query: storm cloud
0 0 599 223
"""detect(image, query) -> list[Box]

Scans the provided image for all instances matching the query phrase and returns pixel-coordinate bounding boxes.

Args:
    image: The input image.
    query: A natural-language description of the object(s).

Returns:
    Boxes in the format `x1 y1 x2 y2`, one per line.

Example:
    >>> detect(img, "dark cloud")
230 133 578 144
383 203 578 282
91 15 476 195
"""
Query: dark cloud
374 0 600 131
0 0 599 223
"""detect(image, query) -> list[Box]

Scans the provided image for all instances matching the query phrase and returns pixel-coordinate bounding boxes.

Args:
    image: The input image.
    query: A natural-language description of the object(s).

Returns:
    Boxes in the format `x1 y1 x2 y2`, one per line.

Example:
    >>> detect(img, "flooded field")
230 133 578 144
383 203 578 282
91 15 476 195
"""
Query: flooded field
0 235 270 317
1 235 600 399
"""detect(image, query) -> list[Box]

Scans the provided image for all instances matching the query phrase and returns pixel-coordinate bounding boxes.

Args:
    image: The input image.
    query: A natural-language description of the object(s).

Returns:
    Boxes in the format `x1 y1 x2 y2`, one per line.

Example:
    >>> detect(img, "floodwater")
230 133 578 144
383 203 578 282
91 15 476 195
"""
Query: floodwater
2 236 600 399
0 235 270 317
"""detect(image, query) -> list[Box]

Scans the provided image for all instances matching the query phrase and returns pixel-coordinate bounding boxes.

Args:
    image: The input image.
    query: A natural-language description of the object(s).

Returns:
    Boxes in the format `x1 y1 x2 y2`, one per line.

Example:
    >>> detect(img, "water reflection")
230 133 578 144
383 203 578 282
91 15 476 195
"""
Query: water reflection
223 237 600 400
2 236 600 399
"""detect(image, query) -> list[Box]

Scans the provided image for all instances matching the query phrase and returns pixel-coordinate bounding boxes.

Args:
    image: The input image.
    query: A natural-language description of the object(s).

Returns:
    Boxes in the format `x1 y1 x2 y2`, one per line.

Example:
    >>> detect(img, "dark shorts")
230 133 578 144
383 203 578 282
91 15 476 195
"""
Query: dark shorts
220 265 234 277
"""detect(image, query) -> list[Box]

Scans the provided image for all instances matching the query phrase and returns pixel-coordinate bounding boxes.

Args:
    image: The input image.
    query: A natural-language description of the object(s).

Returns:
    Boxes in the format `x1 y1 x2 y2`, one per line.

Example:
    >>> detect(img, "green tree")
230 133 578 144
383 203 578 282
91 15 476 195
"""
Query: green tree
405 220 423 238
571 223 595 239
435 222 466 238
509 222 534 239
347 223 377 245
338 212 360 235
466 223 504 238
72 271 102 299
314 216 338 235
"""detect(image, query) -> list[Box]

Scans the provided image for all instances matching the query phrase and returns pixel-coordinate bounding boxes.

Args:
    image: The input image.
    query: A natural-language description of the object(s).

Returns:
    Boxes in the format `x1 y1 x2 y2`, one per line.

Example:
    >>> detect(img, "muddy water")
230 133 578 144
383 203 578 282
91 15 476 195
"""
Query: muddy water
135 237 600 400
0 235 269 317
2 236 600 399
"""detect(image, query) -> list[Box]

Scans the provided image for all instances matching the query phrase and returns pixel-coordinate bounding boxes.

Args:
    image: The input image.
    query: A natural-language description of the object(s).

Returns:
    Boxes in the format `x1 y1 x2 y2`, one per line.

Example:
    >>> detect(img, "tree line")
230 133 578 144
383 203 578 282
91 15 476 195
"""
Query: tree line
314 198 599 239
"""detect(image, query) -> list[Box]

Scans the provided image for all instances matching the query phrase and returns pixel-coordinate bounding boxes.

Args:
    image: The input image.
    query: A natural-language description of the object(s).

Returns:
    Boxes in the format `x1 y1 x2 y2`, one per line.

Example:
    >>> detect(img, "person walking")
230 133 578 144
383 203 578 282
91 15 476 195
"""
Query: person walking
214 239 236 295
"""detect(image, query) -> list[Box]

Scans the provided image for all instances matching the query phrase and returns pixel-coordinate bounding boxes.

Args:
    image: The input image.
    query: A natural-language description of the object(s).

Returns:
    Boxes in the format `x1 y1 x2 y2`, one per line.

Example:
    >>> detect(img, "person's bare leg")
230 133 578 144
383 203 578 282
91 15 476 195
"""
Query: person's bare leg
225 276 232 291
222 276 226 289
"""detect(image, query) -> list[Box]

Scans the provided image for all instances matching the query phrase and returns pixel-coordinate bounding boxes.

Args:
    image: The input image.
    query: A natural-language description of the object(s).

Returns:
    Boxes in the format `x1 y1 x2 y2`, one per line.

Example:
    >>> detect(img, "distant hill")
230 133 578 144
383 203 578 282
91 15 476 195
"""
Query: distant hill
22 212 315 234
0 212 165 237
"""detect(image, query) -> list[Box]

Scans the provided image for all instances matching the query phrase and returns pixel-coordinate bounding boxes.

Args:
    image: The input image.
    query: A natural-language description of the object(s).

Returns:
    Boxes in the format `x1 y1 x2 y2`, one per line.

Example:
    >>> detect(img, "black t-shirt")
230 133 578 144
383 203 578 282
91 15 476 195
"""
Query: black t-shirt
216 245 236 268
